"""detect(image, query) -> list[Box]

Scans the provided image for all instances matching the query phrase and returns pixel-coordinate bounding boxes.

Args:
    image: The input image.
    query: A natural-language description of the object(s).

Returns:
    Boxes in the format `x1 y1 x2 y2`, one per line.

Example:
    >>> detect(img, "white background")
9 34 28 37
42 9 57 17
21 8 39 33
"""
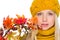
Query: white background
0 0 60 28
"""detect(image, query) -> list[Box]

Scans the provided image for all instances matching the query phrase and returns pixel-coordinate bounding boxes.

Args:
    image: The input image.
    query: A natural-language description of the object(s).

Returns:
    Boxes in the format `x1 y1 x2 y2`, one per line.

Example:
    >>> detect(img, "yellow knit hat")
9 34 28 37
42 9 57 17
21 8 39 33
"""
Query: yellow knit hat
30 0 59 17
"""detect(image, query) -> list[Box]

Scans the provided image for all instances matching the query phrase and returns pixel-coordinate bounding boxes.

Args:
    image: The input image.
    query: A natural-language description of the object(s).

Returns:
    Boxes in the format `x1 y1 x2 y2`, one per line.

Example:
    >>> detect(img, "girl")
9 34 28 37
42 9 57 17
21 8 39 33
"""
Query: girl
29 0 59 40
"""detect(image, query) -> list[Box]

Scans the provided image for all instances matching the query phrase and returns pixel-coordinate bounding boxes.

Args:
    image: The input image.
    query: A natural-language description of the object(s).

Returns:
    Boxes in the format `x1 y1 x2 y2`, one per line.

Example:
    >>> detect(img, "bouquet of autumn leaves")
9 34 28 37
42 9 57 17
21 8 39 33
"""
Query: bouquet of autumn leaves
2 14 37 40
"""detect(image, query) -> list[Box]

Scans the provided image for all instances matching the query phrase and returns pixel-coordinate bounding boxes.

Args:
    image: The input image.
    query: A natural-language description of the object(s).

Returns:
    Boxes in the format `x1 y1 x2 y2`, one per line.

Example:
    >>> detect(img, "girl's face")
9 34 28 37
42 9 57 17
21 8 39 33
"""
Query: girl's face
36 10 55 30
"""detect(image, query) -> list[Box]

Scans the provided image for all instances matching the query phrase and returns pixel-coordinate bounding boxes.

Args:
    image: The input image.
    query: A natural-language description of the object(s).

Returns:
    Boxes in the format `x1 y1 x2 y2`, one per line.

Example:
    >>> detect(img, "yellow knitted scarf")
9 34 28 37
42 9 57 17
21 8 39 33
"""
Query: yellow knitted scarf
36 26 55 40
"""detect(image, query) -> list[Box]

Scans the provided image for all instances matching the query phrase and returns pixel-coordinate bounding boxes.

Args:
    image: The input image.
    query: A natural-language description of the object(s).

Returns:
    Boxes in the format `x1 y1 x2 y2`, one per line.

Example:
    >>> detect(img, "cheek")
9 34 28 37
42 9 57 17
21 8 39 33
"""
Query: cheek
48 17 55 26
37 17 42 25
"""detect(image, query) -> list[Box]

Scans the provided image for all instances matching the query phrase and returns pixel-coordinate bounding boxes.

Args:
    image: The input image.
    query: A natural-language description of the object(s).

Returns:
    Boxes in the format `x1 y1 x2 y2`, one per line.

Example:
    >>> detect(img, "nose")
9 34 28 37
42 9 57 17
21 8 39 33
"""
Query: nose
42 14 47 22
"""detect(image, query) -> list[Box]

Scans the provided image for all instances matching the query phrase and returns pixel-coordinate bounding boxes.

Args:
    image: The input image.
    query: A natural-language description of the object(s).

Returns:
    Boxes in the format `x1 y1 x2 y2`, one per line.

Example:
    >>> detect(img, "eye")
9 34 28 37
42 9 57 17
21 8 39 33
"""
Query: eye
48 12 53 15
37 13 42 16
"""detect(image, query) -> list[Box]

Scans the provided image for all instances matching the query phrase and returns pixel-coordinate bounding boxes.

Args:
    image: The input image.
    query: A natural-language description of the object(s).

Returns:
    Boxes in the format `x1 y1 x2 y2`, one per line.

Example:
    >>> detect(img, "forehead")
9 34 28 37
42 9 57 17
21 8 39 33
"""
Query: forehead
37 10 55 13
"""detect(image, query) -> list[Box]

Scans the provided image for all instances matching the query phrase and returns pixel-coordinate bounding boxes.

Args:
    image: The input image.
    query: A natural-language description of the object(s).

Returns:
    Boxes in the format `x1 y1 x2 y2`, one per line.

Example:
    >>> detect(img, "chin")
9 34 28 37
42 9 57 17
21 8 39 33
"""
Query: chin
42 27 49 30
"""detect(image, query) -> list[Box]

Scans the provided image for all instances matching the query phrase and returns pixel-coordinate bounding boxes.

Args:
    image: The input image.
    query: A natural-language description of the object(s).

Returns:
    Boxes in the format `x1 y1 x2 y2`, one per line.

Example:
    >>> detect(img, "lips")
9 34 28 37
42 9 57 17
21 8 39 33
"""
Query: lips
41 24 48 27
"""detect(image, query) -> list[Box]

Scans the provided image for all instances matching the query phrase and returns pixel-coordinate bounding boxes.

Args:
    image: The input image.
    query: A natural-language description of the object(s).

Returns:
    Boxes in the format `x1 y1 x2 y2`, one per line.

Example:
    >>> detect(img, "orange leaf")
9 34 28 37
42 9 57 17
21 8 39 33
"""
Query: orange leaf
3 16 13 29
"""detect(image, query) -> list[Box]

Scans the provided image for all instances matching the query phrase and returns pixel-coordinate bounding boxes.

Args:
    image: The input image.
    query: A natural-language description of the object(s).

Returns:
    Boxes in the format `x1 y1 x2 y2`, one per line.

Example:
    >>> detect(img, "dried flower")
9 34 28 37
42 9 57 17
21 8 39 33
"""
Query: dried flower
14 14 27 25
3 16 13 29
27 16 38 30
